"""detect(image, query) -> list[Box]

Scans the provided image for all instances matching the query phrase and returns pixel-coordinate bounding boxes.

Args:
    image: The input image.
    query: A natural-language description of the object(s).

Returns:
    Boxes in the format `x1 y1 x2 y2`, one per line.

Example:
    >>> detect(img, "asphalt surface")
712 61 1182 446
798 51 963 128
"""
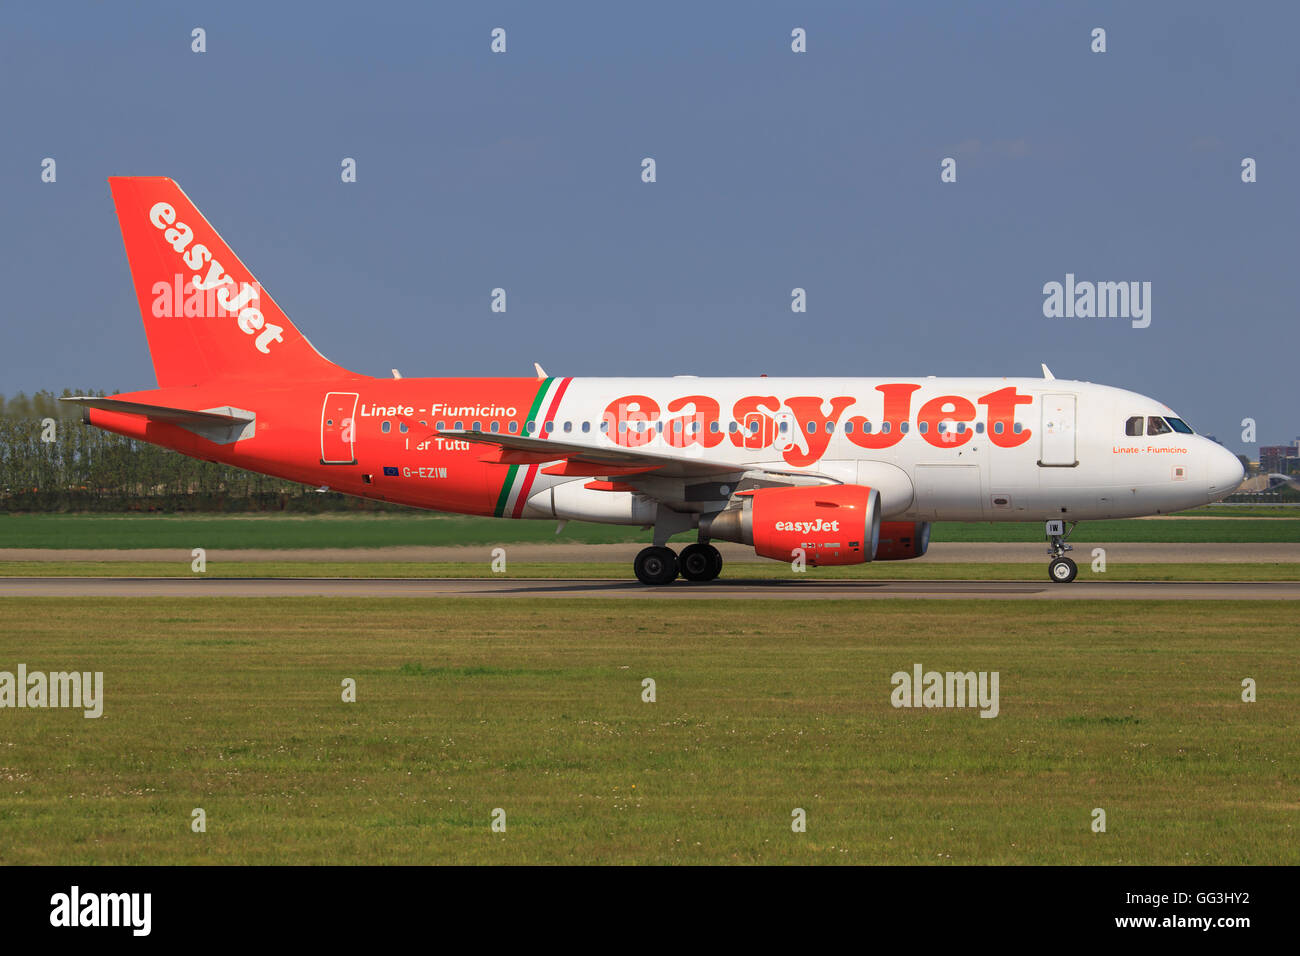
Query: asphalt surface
3 542 1298 563
1 577 1295 600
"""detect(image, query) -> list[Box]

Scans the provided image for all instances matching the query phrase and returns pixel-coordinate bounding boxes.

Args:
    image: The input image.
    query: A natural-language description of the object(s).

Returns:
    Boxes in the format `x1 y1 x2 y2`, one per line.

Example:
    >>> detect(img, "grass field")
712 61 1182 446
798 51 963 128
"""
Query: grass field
2 512 1298 549
0 598 1294 865
0 561 1297 581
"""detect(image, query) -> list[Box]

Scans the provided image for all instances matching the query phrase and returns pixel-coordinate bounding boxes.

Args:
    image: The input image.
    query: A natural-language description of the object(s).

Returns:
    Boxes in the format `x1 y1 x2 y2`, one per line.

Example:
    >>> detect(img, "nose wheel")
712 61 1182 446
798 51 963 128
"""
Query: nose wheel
1045 519 1078 584
1048 556 1078 583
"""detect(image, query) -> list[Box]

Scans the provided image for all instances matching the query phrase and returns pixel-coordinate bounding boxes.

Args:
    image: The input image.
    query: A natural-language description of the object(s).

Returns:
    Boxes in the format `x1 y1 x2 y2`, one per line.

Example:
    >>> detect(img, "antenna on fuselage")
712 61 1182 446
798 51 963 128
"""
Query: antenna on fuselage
534 362 548 379
1041 363 1055 380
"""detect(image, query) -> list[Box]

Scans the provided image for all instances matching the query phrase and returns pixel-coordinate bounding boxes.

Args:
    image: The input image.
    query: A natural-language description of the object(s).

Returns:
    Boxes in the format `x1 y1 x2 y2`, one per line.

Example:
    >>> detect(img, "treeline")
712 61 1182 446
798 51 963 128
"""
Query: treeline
0 390 406 512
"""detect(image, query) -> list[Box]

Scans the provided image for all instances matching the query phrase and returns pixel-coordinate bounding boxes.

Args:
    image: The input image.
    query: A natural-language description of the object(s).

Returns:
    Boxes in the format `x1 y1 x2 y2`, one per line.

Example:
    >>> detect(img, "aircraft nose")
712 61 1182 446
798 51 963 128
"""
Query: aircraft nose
1207 442 1245 499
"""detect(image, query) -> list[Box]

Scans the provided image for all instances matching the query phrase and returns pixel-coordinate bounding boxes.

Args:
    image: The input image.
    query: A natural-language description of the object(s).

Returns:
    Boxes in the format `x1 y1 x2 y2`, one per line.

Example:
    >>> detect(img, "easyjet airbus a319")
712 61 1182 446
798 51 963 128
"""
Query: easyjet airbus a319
67 178 1245 584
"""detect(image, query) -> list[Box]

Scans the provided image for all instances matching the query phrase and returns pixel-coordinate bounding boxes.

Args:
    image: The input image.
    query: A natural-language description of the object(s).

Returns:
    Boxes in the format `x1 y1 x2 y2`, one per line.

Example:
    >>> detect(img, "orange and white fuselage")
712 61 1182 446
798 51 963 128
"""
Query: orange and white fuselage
72 178 1244 583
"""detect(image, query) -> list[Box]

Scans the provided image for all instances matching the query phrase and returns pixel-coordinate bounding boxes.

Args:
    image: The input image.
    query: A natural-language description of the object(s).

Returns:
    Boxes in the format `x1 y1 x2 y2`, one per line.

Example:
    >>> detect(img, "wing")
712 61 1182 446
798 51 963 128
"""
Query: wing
436 428 745 479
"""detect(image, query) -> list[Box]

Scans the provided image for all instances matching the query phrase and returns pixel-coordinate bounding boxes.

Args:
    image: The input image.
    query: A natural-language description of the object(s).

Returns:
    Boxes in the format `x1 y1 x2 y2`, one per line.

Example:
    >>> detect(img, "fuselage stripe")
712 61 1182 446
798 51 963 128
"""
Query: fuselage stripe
510 376 573 519
488 377 548 520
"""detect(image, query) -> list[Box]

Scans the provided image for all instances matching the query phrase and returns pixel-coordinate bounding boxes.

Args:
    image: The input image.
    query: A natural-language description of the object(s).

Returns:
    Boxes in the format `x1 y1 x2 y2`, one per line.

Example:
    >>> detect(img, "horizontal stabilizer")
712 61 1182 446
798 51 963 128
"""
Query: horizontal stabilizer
60 396 256 445
61 396 253 426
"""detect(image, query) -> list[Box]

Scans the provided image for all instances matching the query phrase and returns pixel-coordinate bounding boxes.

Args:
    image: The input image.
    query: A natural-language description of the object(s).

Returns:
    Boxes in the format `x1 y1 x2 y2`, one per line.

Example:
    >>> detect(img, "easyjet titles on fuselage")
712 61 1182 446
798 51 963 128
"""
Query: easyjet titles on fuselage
600 384 1033 468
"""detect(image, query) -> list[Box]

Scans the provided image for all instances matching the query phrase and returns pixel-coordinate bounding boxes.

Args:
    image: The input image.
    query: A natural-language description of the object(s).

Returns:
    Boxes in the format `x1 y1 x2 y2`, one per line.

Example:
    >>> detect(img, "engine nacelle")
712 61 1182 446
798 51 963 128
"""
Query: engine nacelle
875 521 931 560
701 484 881 566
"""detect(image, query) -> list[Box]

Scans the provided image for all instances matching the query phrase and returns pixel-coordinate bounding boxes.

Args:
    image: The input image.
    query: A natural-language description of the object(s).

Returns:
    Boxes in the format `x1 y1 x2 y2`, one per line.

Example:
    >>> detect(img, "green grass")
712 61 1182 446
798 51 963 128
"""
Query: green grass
0 561 1296 581
0 598 1293 864
2 512 1298 549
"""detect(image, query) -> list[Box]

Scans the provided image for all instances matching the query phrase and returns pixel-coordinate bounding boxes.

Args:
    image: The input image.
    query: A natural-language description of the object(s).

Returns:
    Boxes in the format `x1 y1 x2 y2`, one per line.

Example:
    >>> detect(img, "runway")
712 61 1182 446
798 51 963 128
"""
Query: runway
4 542 1299 563
1 577 1296 600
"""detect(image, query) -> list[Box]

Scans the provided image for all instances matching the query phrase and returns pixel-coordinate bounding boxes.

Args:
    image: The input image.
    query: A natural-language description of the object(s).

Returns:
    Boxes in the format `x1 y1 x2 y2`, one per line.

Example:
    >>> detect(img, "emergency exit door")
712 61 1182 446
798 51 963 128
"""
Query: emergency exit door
321 392 359 465
1039 393 1077 467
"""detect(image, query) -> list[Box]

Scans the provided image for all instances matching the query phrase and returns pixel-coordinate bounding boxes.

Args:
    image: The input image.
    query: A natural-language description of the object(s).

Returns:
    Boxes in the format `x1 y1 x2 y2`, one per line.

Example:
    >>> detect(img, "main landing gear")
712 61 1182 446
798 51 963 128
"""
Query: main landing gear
1045 519 1078 584
634 542 723 585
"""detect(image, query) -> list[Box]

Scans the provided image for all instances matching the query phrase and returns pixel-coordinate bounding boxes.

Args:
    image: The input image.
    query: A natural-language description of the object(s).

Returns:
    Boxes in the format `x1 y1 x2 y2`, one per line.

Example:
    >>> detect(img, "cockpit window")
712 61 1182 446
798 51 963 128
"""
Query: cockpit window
1164 417 1194 434
1147 416 1172 436
1125 416 1143 437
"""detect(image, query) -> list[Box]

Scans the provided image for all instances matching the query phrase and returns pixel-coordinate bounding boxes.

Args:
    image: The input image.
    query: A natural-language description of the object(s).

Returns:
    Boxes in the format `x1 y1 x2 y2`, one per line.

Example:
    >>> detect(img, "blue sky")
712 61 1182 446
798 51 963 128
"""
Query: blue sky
2 1 1296 452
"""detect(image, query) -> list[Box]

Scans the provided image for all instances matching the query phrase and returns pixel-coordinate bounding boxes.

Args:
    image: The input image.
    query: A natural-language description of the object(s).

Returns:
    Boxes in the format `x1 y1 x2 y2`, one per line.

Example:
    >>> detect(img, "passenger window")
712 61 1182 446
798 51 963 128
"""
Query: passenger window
1013 422 1022 433
454 420 463 430
710 421 720 433
526 421 536 434
382 421 391 433
824 422 833 434
509 421 519 433
845 421 854 433
599 421 608 433
1147 416 1172 436
919 422 929 434
975 422 984 434
728 422 739 434
435 420 445 430
750 422 760 434
472 421 481 432
900 422 909 434
862 421 873 433
544 421 554 433
1125 416 1144 437
806 422 815 434
994 422 1003 434
399 422 408 433
563 421 572 433
582 422 591 433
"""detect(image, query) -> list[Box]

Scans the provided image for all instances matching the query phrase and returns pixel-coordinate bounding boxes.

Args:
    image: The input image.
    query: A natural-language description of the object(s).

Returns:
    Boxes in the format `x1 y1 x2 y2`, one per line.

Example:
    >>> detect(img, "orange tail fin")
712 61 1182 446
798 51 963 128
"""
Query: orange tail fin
108 177 355 388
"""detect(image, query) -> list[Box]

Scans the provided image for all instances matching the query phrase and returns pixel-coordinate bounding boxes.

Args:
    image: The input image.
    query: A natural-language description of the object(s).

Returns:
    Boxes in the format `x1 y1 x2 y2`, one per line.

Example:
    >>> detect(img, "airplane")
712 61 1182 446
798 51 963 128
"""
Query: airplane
64 177 1246 585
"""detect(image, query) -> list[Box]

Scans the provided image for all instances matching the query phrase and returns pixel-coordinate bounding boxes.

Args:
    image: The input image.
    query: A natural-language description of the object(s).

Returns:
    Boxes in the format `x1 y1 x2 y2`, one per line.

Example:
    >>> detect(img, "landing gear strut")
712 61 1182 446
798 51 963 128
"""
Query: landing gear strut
1045 519 1077 584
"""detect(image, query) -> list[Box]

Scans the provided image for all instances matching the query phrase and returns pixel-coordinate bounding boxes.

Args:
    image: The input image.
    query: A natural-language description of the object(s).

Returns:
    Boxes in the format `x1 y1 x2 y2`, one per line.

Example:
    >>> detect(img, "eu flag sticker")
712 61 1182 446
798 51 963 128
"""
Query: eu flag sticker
383 466 399 477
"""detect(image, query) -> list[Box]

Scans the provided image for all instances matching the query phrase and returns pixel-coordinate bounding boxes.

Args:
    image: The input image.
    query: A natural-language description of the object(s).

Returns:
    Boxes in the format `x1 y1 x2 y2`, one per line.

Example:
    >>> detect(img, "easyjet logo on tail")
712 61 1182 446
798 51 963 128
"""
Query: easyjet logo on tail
147 202 284 354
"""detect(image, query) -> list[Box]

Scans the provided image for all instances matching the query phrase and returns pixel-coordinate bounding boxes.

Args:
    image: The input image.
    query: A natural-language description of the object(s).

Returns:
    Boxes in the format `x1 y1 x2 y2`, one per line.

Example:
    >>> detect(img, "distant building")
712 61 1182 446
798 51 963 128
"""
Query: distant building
1260 439 1300 476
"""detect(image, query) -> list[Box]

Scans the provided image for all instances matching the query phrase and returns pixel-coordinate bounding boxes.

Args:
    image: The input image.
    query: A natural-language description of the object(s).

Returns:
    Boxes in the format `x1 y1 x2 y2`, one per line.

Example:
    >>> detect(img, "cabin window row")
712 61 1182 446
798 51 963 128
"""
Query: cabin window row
377 419 1027 436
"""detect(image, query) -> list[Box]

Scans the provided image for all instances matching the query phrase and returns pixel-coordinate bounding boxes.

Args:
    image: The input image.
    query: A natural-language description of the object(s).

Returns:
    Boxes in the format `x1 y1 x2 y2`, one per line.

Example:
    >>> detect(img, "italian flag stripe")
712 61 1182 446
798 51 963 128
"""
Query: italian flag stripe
492 377 569 517
510 376 574 518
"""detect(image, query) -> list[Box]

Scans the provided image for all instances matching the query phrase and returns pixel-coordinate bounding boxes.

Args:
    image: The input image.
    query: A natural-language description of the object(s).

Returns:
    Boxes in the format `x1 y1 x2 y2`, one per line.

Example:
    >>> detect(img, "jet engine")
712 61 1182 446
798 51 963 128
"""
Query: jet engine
700 484 881 566
874 521 931 560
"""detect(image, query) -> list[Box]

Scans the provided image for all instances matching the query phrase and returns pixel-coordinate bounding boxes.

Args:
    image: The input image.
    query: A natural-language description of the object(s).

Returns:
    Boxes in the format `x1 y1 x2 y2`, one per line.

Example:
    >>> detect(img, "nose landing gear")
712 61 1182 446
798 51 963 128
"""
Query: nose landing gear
1045 519 1078 583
